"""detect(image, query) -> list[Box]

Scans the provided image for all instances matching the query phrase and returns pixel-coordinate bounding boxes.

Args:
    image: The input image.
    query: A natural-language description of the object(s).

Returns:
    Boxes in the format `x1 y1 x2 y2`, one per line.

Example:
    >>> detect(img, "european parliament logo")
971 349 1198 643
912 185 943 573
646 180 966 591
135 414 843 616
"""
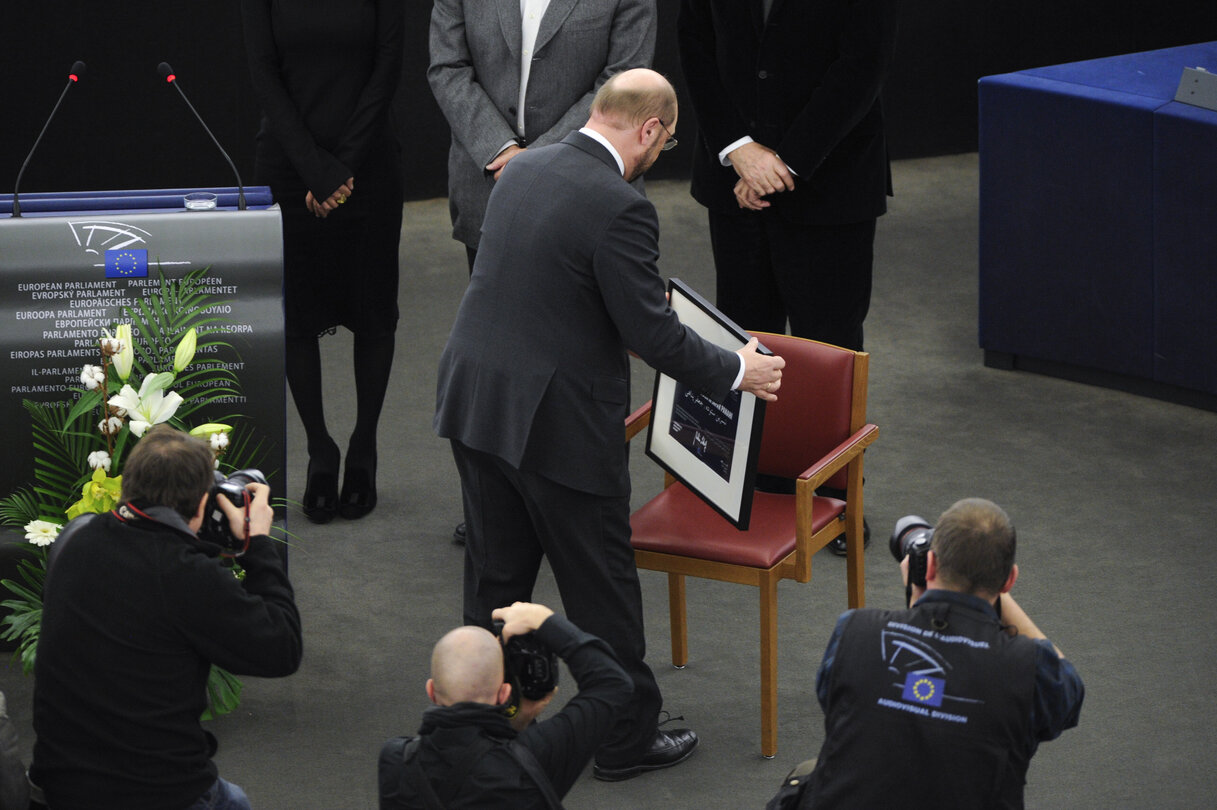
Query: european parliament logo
105 248 148 278
901 672 945 707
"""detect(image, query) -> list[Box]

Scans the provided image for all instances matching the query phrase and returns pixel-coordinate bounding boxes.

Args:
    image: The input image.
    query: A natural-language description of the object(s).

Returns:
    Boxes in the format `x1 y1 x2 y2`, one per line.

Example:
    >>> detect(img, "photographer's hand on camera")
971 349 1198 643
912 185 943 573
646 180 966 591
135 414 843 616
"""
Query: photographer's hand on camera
491 601 555 643
900 555 927 605
217 481 274 541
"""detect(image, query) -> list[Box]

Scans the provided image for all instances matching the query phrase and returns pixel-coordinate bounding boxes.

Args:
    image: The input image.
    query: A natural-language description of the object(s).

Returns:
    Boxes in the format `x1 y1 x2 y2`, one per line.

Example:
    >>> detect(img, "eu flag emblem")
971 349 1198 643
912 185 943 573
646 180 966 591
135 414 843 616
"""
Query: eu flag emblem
105 248 148 278
902 673 945 707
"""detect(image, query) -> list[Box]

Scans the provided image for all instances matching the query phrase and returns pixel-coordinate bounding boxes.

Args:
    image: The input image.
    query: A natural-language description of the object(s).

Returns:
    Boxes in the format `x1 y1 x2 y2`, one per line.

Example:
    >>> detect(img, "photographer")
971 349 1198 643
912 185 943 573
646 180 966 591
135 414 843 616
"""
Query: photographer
378 602 631 809
30 426 303 810
772 498 1083 810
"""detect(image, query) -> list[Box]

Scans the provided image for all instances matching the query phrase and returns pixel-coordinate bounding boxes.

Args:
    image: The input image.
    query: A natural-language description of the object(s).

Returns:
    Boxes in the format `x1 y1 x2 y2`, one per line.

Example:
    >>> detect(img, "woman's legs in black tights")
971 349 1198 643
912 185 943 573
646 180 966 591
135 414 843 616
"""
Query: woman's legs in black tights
287 334 340 521
340 332 395 518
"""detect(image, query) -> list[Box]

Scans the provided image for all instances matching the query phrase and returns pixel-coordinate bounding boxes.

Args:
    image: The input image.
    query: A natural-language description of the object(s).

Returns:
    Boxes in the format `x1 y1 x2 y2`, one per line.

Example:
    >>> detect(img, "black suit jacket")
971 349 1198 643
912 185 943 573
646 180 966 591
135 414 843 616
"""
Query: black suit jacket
679 0 899 224
434 132 739 497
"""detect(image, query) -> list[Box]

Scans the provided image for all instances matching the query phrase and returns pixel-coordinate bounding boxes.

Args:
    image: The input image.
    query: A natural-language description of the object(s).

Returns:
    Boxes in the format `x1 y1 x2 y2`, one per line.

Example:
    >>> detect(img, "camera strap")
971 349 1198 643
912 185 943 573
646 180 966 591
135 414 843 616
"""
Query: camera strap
507 740 565 810
403 738 448 810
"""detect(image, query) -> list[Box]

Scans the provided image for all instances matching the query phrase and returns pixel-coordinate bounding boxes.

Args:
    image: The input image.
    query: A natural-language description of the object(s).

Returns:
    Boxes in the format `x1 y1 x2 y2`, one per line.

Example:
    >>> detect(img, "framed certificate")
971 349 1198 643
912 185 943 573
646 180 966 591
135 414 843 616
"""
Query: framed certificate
645 278 768 529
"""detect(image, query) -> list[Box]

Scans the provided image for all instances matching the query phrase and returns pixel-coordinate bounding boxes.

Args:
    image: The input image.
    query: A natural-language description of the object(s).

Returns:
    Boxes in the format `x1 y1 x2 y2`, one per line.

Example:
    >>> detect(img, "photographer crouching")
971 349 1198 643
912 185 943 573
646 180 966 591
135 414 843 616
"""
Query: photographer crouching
379 602 631 809
769 498 1084 810
30 425 303 810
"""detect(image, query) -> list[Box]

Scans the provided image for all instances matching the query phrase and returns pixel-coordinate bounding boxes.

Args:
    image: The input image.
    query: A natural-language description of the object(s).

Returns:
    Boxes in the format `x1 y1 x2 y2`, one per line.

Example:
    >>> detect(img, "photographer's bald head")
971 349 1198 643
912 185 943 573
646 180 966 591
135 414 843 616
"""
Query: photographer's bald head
427 625 511 708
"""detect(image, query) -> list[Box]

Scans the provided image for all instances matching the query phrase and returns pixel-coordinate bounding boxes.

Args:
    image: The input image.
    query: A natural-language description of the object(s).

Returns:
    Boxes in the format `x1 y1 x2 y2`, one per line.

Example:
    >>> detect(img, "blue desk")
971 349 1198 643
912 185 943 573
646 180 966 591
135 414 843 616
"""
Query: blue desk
979 42 1217 402
1 186 273 216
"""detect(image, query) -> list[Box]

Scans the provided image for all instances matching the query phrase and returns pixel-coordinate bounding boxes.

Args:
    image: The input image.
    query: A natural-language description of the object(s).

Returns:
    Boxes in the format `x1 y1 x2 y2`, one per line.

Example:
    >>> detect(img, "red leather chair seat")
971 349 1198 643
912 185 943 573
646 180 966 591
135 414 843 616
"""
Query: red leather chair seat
631 485 846 569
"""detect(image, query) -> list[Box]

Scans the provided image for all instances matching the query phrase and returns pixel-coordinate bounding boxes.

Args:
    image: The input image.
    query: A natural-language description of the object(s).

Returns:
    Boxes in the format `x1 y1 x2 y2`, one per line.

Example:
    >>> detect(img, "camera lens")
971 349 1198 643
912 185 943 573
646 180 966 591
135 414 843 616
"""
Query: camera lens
889 515 933 562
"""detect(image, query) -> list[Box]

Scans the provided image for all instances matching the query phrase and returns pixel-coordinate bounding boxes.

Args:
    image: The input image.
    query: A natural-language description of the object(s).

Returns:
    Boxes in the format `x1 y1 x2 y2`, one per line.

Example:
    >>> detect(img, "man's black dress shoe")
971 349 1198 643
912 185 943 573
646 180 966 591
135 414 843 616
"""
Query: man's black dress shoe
592 728 699 782
453 522 466 545
828 517 871 557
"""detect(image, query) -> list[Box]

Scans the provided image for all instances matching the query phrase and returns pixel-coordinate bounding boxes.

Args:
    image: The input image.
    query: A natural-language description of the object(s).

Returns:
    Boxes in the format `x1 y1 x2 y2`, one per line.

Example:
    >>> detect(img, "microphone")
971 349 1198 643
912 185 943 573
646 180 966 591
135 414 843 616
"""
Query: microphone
158 61 247 210
11 61 86 218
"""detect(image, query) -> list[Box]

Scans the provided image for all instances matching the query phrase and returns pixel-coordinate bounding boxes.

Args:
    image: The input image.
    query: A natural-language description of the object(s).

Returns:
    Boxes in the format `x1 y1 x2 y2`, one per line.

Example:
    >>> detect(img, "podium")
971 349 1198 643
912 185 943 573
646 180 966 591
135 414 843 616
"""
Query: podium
979 42 1217 404
0 186 286 501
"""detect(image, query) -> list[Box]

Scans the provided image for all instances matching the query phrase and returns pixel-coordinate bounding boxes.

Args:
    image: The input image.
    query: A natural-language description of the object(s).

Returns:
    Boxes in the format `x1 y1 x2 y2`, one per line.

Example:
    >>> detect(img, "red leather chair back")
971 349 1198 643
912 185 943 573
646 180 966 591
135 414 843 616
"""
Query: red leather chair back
751 332 856 490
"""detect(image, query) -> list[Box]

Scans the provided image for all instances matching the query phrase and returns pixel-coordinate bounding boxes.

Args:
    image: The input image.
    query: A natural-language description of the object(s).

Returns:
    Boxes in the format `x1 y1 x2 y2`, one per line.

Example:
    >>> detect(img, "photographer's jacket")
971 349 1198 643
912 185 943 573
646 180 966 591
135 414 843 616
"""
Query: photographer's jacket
379 615 631 809
31 509 302 810
802 590 1083 810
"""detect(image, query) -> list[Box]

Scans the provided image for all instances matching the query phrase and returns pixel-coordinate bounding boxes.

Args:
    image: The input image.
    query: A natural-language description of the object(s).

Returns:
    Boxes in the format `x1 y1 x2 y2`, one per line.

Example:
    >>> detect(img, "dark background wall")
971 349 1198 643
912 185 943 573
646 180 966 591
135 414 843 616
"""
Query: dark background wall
3 1 1215 202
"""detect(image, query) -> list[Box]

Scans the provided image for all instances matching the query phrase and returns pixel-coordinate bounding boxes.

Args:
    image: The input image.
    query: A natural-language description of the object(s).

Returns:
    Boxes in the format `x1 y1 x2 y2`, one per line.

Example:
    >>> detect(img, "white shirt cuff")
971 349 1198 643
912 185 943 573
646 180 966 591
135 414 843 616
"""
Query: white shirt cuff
718 136 799 176
718 136 754 166
731 353 746 391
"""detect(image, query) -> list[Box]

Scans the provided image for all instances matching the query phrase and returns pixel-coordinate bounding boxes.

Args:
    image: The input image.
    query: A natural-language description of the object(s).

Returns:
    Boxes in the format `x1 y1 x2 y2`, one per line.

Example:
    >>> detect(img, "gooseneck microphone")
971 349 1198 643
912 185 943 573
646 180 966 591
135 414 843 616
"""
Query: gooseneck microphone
158 61 247 210
11 61 86 218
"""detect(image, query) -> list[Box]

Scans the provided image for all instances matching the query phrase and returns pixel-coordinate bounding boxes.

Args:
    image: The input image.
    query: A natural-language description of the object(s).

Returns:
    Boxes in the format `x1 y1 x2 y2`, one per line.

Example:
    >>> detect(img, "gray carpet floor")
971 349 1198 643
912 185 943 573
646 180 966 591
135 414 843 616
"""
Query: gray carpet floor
3 153 1216 808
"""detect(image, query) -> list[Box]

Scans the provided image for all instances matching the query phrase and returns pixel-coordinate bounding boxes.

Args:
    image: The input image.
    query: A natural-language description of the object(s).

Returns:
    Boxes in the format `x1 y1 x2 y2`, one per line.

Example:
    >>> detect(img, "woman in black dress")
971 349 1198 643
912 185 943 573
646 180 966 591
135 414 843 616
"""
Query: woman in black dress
242 0 404 522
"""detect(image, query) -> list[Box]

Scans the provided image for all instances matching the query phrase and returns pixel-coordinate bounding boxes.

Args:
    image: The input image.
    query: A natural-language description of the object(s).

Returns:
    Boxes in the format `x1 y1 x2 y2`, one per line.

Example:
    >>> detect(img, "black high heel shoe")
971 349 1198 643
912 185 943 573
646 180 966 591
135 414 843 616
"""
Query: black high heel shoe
303 446 340 524
339 453 377 520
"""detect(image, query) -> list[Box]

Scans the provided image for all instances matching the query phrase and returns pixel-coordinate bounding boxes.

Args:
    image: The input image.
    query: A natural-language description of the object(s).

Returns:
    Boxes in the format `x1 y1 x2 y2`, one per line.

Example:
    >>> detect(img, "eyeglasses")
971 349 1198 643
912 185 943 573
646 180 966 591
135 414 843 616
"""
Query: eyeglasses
658 120 678 152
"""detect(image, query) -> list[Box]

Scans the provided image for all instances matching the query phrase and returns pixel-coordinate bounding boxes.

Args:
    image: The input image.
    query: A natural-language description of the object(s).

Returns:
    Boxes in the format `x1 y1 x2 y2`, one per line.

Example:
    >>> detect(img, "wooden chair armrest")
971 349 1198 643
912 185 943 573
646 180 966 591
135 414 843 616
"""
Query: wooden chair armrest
625 400 653 443
797 424 879 491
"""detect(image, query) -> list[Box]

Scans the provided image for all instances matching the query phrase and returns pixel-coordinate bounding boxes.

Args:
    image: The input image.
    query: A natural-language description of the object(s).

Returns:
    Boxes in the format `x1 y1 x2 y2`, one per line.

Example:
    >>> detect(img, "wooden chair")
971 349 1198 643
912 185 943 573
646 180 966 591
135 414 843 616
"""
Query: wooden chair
625 332 878 758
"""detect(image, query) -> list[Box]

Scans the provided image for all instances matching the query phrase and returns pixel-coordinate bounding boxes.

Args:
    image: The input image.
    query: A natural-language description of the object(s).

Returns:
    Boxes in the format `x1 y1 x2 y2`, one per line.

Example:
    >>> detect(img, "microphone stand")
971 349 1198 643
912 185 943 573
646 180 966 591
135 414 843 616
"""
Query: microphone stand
11 61 85 218
158 62 247 211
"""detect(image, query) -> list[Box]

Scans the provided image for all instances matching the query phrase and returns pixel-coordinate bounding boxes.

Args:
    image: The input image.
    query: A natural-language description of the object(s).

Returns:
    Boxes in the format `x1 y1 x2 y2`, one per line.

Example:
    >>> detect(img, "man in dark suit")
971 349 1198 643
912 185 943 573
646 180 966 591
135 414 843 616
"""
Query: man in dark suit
428 0 658 545
678 0 900 353
434 69 786 781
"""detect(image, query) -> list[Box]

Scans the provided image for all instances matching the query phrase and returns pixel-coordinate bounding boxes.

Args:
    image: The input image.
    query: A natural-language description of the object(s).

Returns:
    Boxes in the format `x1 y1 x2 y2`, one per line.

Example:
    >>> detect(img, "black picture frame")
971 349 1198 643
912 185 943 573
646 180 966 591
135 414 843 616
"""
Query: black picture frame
644 278 767 529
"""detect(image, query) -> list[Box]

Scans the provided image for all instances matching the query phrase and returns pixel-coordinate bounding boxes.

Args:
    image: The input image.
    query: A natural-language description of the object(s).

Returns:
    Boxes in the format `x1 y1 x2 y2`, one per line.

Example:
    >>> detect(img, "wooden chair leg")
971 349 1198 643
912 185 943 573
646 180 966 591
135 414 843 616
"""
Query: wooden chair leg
846 517 866 610
668 572 688 667
760 575 778 758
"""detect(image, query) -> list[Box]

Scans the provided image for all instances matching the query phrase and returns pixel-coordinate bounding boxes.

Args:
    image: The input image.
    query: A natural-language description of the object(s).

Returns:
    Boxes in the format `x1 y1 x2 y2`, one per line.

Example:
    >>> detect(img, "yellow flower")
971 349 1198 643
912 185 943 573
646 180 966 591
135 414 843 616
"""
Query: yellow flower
66 468 123 520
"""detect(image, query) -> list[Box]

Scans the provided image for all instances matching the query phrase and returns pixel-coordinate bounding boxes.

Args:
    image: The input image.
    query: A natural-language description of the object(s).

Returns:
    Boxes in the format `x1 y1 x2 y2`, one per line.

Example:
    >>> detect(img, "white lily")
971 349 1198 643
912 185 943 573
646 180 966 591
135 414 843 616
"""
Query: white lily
113 323 134 381
173 327 197 373
107 373 183 437
24 520 62 547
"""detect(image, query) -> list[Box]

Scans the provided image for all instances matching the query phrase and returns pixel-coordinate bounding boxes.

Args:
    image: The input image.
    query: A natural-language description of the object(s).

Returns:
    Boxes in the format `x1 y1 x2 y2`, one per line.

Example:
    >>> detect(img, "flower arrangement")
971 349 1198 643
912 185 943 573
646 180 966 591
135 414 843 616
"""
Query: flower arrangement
0 268 269 718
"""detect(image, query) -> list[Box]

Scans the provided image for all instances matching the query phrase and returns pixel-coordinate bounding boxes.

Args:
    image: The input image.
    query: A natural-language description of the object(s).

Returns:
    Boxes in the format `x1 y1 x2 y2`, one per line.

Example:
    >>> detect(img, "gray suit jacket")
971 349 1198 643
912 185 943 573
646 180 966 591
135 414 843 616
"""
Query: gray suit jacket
428 0 656 248
434 132 739 497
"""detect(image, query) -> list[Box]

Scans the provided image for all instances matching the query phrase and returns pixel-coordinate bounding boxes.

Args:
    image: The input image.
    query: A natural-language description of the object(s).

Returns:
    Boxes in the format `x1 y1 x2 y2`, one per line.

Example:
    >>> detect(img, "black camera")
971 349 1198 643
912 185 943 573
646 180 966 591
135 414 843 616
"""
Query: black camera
890 515 933 588
199 469 267 553
493 620 559 704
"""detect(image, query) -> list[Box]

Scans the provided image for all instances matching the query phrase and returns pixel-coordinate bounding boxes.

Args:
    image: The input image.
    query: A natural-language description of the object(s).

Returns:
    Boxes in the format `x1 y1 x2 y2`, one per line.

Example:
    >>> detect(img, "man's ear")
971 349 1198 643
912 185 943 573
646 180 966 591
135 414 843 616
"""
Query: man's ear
426 679 438 706
496 682 513 706
188 492 209 533
1000 563 1019 595
924 550 939 584
640 116 660 146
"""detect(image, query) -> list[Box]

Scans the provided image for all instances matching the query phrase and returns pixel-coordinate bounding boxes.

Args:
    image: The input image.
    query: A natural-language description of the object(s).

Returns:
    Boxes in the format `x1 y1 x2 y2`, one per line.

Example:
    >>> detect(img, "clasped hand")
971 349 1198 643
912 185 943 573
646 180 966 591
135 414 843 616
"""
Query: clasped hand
305 176 355 218
729 142 795 211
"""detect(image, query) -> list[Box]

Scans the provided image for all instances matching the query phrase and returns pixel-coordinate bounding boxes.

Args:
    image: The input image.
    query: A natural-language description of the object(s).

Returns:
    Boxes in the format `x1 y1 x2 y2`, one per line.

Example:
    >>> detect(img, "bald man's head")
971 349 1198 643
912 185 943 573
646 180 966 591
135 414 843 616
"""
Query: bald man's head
590 68 677 132
429 626 505 706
